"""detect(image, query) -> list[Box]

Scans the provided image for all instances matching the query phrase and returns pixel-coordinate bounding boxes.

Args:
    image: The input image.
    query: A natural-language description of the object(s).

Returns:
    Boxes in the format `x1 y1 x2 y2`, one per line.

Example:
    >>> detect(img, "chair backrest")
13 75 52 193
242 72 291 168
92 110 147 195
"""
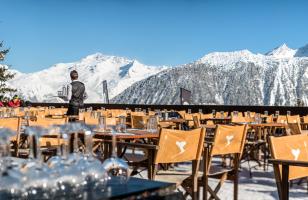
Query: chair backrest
109 109 127 117
287 115 301 123
48 108 67 116
265 115 274 123
269 134 308 180
210 125 247 156
130 111 146 116
184 113 198 121
231 116 249 123
154 128 205 164
28 117 67 128
0 117 21 132
200 113 214 120
215 111 229 118
148 111 156 116
244 112 255 118
84 116 117 126
131 115 149 129
303 116 308 123
276 115 287 123
177 110 186 119
193 115 200 129
231 112 243 117
287 122 302 135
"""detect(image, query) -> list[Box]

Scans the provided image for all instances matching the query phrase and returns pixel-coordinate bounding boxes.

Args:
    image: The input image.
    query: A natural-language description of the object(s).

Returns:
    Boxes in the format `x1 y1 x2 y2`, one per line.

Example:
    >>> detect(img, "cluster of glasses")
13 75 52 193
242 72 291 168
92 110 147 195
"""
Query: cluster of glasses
0 123 130 199
0 108 17 118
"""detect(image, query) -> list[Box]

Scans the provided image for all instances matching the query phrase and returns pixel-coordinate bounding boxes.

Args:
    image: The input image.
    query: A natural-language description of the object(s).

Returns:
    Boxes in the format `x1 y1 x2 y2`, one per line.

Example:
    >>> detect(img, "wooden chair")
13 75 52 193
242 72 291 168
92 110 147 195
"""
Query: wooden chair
215 111 229 118
302 116 308 130
193 115 201 129
287 115 301 123
277 115 287 124
0 117 21 156
185 113 199 128
27 118 67 151
152 128 206 200
244 111 256 118
231 112 243 117
231 115 249 124
28 117 67 128
201 124 247 200
84 116 117 126
47 108 67 118
131 115 149 129
269 134 308 200
287 122 302 135
177 110 186 119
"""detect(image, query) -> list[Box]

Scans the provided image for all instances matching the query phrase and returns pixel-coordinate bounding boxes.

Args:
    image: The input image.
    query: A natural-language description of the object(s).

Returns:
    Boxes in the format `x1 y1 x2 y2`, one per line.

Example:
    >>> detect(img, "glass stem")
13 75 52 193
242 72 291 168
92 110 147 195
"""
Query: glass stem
34 135 42 165
111 133 117 158
62 134 69 160
56 133 61 157
74 132 78 153
85 133 93 157
29 135 35 159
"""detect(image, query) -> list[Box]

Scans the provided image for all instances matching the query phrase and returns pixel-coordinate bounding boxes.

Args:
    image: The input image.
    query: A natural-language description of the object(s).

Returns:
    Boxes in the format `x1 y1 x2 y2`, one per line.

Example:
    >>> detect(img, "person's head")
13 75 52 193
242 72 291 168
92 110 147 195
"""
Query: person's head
70 70 78 81
12 95 19 103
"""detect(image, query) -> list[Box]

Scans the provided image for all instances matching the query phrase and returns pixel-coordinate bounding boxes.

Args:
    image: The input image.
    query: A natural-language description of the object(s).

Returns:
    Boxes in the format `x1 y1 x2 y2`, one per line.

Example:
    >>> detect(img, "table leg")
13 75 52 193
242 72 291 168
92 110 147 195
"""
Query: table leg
281 164 289 200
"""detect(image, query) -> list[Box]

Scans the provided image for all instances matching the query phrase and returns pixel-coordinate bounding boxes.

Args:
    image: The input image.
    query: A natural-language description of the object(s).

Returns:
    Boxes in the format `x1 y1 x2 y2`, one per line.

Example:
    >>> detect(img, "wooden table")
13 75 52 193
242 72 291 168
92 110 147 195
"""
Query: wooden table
159 118 186 129
103 177 176 200
0 177 176 200
201 117 232 124
94 129 159 179
94 129 159 140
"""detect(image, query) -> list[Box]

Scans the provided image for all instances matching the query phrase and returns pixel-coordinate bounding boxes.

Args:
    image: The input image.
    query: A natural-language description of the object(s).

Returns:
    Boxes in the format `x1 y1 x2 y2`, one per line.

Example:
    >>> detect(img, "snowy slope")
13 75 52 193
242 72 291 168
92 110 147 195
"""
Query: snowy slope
113 44 308 106
6 53 168 103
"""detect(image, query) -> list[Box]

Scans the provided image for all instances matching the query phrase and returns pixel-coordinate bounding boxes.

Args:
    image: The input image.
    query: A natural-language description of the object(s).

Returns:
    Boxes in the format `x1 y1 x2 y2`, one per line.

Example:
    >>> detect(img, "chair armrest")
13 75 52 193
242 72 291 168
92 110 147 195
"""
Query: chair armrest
268 159 308 167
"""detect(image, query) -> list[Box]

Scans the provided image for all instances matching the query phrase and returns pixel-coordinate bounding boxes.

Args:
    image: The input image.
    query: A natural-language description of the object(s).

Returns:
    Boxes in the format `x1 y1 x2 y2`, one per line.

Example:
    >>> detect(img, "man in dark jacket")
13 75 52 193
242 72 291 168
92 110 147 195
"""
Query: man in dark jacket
62 70 87 116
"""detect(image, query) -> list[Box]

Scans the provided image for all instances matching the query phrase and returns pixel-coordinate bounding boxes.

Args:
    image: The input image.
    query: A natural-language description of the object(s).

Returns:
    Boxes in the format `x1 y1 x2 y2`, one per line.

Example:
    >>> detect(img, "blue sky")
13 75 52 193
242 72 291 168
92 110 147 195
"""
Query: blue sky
1 0 308 73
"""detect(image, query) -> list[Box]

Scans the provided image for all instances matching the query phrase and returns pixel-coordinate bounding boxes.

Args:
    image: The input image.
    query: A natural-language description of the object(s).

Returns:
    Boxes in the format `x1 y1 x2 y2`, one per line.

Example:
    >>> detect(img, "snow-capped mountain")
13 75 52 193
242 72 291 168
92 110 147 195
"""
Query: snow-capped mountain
112 44 308 106
5 53 168 102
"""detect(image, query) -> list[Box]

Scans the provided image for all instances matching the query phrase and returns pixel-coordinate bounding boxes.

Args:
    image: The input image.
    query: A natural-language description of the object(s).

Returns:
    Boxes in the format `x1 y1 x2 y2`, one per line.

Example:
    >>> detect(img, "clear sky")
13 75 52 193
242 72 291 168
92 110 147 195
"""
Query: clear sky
1 0 308 73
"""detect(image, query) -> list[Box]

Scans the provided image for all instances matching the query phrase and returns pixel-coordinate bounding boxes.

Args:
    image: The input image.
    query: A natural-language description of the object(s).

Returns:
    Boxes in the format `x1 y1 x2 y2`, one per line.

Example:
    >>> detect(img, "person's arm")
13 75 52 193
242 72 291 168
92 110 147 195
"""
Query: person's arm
83 90 88 100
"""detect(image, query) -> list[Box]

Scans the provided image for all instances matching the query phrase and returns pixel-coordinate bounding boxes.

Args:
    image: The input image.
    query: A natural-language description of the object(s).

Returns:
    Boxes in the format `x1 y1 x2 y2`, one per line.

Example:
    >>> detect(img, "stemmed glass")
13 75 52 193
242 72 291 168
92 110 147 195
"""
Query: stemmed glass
52 123 85 198
22 126 56 199
0 128 24 199
76 125 108 194
147 116 158 133
102 125 130 185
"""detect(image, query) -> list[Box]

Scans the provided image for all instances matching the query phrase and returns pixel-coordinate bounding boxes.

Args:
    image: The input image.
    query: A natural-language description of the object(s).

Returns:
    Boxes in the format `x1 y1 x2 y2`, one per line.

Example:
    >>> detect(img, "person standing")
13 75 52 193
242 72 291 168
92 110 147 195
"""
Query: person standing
62 70 87 117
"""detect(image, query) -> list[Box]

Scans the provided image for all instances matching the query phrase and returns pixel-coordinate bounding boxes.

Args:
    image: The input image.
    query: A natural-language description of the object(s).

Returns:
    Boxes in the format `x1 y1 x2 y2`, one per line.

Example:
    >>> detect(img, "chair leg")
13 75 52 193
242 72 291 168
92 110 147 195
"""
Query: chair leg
203 175 208 200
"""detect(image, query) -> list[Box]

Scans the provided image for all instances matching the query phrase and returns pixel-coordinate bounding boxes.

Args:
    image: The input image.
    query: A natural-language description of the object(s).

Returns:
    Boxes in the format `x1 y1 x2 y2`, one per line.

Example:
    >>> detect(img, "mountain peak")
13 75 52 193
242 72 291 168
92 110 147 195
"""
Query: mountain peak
266 43 296 58
196 49 258 66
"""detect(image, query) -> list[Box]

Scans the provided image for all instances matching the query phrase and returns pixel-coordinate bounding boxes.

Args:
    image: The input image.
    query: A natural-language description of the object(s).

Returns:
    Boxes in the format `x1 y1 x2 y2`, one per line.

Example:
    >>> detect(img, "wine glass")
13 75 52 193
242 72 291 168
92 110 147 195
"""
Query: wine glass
147 116 158 133
22 126 56 199
51 123 85 198
102 126 130 185
76 126 108 194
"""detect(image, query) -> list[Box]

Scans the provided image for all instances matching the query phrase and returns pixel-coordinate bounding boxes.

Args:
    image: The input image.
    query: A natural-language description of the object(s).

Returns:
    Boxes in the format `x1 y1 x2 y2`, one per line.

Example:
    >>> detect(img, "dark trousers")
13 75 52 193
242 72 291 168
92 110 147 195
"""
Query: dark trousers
67 104 80 121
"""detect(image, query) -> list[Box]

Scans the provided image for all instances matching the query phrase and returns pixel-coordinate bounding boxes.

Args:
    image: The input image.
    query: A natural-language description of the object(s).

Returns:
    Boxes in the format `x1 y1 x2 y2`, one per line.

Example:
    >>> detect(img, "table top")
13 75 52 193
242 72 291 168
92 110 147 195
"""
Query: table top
103 177 175 200
159 118 186 123
94 129 159 139
0 177 175 200
248 123 288 127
